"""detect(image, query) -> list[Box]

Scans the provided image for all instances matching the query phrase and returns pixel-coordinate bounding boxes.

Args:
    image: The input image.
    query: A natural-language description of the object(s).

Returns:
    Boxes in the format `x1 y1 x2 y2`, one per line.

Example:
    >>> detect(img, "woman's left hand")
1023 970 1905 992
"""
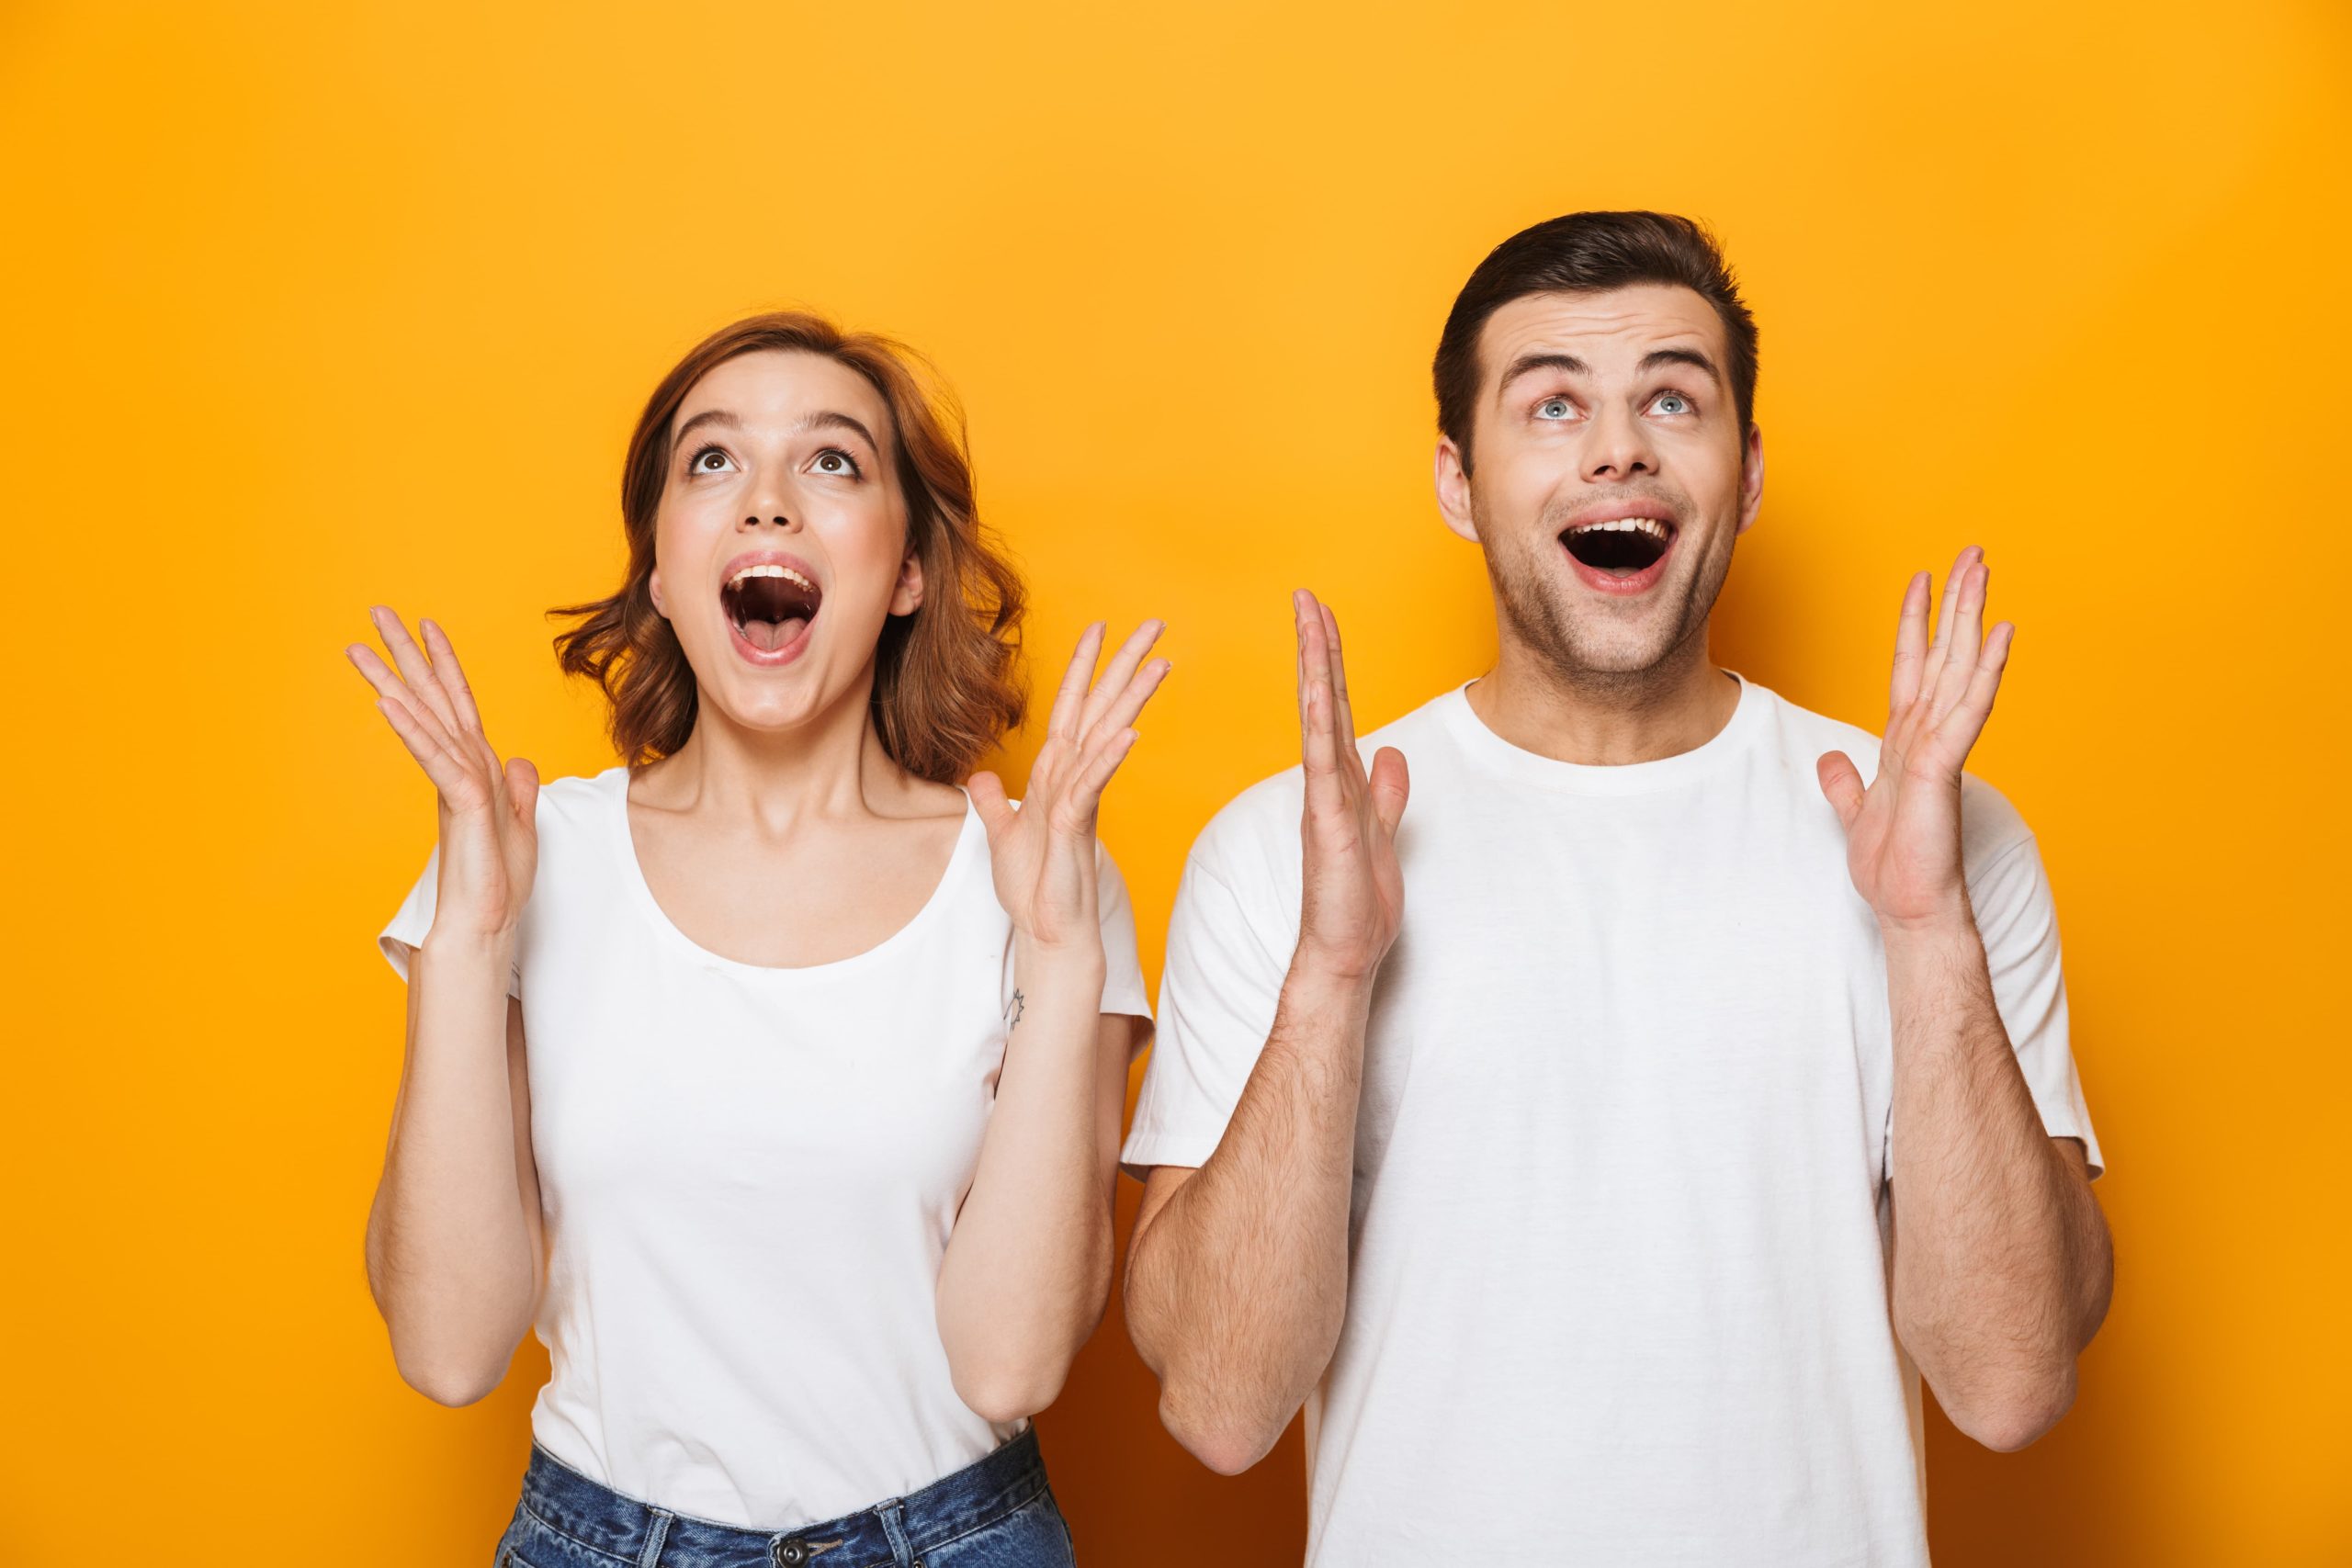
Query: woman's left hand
968 619 1170 953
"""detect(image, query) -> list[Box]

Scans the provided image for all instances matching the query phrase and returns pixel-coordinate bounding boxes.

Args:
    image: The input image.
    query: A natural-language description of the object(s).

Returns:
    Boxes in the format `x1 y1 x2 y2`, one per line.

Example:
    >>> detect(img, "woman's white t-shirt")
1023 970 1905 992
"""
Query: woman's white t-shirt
377 765 1151 1530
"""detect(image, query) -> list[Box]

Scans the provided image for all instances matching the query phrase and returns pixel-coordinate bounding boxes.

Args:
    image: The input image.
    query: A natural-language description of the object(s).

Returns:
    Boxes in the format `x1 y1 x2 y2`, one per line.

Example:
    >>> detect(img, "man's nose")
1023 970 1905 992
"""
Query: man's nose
1581 402 1658 482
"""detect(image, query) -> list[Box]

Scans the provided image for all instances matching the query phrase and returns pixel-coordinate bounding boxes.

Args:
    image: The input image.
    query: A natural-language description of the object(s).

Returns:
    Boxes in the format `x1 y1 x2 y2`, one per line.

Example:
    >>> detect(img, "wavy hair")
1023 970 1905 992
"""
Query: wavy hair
550 311 1026 781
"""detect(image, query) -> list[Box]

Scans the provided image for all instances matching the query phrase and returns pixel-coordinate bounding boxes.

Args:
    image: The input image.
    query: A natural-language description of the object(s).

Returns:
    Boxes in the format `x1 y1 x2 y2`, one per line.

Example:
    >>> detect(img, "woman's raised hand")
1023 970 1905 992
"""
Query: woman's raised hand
968 620 1170 955
346 606 540 940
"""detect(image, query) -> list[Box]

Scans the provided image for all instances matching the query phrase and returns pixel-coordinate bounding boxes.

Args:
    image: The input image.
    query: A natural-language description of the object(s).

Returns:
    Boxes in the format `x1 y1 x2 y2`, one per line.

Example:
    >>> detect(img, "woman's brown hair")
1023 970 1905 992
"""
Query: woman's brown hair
550 311 1026 782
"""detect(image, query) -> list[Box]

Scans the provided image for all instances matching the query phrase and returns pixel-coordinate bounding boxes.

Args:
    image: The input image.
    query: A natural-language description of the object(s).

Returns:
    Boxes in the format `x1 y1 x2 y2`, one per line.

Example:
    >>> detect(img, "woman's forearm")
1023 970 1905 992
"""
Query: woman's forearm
365 931 541 1405
935 939 1115 1423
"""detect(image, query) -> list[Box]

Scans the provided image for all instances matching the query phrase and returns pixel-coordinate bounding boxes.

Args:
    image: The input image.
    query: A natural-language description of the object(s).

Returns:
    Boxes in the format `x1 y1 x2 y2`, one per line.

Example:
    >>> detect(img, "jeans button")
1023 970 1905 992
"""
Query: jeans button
774 1542 808 1567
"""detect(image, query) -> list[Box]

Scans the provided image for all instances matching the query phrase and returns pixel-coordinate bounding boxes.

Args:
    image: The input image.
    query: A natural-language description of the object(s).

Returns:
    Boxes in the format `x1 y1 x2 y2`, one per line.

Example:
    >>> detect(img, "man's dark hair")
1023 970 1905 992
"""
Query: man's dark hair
1433 210 1758 472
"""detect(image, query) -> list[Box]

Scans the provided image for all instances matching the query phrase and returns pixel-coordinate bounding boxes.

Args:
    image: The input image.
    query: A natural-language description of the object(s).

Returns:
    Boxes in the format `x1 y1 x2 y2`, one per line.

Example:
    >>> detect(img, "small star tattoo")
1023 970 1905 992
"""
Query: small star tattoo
1007 988 1025 1029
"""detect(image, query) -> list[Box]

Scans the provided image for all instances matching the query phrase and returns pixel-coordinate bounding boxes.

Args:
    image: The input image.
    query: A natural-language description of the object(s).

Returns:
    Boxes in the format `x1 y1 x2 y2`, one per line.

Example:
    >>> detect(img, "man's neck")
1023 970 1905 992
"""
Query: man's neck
1464 629 1742 766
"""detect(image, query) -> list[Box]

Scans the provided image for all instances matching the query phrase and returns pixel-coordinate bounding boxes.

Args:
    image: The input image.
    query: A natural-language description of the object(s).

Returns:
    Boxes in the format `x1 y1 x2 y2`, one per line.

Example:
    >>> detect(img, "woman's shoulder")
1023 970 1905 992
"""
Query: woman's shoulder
527 765 625 849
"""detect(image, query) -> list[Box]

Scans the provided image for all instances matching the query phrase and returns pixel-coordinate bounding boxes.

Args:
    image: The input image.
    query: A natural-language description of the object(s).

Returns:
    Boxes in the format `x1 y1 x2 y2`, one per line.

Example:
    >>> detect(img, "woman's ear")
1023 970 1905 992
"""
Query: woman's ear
650 568 668 617
888 549 925 616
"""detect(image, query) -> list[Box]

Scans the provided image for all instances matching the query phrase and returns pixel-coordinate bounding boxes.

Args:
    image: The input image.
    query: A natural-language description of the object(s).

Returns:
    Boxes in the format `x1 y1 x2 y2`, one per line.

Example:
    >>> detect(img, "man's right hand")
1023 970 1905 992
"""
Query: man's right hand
1292 591 1408 982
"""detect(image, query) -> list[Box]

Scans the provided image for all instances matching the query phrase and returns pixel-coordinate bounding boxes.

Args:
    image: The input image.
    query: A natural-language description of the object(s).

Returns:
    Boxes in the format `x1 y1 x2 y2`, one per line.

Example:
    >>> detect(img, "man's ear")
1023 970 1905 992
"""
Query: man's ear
888 548 925 615
1435 438 1479 543
1734 423 1766 536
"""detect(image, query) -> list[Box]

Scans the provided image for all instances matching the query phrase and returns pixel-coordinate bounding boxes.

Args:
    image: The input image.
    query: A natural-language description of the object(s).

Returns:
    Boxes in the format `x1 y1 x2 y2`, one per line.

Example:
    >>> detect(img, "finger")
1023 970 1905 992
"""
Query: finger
1091 653 1172 741
1368 745 1409 839
1295 591 1313 734
966 769 1017 837
347 643 457 751
1298 592 1340 784
1318 602 1369 773
1889 570 1930 715
368 606 466 739
1942 620 2014 756
1046 622 1107 743
373 694 480 807
1076 619 1165 741
1056 726 1142 833
1816 750 1867 831
504 755 540 829
1919 546 1982 695
1930 561 1988 722
419 617 488 739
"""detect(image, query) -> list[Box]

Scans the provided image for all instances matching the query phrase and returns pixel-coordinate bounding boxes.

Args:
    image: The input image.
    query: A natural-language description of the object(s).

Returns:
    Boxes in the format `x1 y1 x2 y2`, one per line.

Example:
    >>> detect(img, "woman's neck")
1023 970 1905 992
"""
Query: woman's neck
636 663 923 827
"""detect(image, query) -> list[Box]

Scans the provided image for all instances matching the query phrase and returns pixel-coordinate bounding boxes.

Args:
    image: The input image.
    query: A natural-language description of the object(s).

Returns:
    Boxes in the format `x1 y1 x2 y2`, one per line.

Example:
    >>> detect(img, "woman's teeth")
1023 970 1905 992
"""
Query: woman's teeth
728 562 816 592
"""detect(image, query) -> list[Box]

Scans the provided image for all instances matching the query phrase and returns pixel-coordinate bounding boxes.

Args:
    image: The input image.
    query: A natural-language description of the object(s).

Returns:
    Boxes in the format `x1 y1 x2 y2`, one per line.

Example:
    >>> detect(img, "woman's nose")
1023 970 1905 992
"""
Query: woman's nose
741 510 798 532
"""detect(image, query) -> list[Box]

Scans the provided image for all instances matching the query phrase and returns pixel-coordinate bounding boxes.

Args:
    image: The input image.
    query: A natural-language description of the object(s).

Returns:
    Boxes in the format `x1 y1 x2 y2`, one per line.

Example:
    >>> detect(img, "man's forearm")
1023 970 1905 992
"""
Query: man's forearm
1125 962 1371 1473
1884 915 2112 1450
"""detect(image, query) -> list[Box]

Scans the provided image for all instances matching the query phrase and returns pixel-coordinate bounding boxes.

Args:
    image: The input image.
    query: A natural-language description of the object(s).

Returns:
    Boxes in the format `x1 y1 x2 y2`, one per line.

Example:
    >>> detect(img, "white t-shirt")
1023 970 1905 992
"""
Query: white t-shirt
1122 674 2102 1568
377 764 1152 1530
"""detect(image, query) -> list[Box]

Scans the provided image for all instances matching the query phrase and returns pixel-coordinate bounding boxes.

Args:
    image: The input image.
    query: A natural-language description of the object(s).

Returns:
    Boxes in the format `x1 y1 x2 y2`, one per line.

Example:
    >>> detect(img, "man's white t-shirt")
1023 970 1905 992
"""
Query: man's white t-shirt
377 765 1152 1530
1122 674 2103 1567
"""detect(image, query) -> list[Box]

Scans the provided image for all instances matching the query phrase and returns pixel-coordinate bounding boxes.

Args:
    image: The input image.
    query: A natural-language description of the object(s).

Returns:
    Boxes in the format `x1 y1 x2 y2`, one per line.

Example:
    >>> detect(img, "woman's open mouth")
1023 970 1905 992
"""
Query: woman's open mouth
720 562 823 665
1559 515 1676 594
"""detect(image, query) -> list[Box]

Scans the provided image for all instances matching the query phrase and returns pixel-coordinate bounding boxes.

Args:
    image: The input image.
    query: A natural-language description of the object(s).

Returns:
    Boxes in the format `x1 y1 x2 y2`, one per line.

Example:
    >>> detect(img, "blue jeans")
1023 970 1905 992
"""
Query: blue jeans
492 1427 1078 1568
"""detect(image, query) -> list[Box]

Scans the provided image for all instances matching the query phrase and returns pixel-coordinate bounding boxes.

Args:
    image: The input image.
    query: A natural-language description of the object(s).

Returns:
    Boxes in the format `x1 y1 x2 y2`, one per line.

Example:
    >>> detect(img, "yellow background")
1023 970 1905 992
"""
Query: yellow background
4 2 2346 1562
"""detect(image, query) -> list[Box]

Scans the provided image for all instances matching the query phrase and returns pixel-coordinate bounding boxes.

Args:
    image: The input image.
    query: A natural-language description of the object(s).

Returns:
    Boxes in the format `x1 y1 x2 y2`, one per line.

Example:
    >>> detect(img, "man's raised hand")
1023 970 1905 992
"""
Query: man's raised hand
1293 591 1408 981
345 606 539 940
1816 547 2013 932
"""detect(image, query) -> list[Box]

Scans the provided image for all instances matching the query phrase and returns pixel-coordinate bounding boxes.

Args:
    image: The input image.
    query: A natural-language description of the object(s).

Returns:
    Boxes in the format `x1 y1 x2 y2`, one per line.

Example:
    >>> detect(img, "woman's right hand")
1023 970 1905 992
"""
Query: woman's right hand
346 606 539 939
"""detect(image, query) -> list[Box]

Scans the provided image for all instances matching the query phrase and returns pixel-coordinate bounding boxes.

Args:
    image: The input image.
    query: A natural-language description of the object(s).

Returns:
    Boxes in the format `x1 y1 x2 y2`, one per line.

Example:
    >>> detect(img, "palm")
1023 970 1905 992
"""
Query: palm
346 606 540 935
1818 547 2014 930
970 620 1170 952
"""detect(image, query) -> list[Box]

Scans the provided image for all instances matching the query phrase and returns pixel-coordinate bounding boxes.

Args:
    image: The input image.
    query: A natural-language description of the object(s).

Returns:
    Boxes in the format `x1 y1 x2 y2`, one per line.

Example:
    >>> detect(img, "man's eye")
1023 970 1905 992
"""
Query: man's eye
813 449 861 477
1536 398 1573 420
1653 392 1691 415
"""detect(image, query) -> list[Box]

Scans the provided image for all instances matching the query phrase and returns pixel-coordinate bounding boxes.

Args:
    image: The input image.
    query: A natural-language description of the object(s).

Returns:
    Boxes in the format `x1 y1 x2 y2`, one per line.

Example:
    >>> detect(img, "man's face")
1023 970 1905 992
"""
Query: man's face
1435 283 1764 682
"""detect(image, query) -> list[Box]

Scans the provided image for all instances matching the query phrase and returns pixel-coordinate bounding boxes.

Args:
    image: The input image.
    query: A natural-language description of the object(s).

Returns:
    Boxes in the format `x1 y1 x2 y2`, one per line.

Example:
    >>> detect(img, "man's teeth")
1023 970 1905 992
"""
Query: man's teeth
728 563 816 591
1569 517 1671 540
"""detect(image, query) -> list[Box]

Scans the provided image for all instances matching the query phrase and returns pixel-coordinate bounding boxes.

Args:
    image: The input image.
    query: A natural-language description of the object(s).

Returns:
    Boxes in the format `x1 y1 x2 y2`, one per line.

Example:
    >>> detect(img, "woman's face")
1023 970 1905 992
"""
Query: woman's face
649 349 922 737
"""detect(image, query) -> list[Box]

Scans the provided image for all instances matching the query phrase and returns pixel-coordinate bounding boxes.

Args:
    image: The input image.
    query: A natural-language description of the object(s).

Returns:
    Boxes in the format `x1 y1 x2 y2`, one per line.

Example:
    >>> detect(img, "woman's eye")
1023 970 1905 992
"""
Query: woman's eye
691 447 735 474
1653 392 1691 415
812 449 861 477
1536 398 1573 421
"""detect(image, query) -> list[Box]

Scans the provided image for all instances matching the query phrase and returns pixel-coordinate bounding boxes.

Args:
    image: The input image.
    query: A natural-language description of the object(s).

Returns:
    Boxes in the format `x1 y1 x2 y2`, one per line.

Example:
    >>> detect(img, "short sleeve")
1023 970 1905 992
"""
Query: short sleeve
1092 840 1155 1048
1120 834 1296 1179
1885 821 2104 1182
376 843 523 1000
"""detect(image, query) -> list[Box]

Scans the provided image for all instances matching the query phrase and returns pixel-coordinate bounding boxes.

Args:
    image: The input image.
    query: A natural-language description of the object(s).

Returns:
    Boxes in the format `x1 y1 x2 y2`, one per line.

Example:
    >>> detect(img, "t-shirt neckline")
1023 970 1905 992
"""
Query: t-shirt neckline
1438 670 1768 795
601 765 984 978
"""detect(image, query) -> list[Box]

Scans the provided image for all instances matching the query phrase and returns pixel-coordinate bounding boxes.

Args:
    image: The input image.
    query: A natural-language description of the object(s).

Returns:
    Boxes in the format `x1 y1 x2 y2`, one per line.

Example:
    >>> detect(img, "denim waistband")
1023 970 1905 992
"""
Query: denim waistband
514 1427 1049 1568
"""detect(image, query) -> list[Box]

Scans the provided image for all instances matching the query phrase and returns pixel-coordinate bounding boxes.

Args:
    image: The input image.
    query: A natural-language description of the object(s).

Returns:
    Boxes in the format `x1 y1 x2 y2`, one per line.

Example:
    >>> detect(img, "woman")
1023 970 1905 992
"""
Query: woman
347 311 1167 1567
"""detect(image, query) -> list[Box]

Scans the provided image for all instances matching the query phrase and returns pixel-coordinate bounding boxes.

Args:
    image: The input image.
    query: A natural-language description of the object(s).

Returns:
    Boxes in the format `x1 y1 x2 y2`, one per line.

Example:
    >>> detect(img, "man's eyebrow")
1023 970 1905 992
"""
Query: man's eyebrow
1639 346 1723 380
1498 352 1589 390
671 408 741 454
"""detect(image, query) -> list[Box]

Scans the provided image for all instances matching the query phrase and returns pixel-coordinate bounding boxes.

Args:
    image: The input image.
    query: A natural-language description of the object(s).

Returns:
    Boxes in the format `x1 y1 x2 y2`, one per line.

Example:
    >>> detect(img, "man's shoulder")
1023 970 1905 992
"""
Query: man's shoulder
1184 687 1461 891
1752 682 2035 868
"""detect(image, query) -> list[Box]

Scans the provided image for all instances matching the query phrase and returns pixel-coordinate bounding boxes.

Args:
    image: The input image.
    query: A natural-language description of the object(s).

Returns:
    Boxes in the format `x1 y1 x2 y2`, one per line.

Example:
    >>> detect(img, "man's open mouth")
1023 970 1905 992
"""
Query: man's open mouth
721 563 822 653
1560 516 1675 577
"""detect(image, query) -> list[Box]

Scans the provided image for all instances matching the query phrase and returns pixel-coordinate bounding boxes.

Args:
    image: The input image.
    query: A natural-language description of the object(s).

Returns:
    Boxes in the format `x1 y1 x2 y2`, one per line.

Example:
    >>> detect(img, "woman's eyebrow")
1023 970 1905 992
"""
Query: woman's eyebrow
793 409 880 451
671 408 741 455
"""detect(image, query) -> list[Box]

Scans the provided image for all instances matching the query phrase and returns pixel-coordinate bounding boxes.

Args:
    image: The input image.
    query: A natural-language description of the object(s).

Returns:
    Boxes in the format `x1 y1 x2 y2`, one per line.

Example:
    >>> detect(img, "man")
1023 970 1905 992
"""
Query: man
1120 210 2112 1565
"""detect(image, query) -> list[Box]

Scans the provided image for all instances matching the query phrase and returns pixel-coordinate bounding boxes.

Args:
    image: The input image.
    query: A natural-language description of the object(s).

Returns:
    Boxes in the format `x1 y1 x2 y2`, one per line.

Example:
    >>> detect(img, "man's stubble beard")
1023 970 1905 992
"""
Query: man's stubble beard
1475 502 1736 705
